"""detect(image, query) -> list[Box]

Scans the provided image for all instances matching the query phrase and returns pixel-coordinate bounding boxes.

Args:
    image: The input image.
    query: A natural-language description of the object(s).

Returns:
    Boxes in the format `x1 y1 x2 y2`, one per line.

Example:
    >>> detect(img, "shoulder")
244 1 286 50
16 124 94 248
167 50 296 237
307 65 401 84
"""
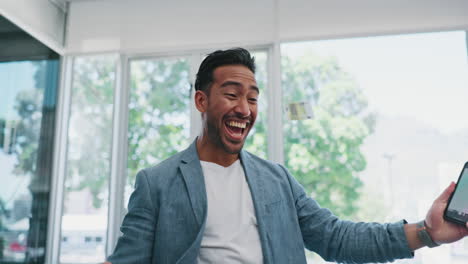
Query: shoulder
241 150 290 178
143 150 185 176
242 150 305 195
136 147 192 189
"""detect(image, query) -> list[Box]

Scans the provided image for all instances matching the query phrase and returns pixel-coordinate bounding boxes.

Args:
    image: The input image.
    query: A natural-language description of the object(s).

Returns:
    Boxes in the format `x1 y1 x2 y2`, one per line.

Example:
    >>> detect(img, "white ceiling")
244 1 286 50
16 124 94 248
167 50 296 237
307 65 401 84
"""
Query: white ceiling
70 0 115 1
65 0 468 54
52 0 105 12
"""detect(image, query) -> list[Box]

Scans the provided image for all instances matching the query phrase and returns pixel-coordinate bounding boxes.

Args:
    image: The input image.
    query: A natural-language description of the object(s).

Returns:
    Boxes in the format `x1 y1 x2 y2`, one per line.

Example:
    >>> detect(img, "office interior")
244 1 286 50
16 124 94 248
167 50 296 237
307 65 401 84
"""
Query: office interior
0 0 468 263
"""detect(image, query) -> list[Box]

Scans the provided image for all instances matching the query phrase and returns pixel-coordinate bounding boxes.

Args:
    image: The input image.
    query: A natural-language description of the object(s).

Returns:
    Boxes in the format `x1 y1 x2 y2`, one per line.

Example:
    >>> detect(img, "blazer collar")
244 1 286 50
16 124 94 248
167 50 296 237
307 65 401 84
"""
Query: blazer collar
179 140 270 262
239 148 270 262
179 140 267 224
239 149 266 214
179 140 207 226
180 139 200 164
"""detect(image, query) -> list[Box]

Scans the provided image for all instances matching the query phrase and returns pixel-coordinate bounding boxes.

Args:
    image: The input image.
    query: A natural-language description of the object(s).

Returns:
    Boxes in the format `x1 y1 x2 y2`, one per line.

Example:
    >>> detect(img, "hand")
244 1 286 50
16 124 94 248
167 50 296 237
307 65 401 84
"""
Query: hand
425 182 468 244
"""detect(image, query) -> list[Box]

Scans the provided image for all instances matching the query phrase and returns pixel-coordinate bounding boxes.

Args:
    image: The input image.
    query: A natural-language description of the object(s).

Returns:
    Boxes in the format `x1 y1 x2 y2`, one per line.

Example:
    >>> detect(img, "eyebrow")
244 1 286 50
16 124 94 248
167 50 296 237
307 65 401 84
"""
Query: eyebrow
220 81 260 94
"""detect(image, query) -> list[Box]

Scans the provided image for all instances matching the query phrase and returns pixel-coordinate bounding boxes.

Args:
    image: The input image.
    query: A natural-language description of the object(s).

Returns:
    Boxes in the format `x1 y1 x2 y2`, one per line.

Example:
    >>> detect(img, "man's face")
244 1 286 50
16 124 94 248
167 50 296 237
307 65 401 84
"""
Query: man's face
200 65 259 154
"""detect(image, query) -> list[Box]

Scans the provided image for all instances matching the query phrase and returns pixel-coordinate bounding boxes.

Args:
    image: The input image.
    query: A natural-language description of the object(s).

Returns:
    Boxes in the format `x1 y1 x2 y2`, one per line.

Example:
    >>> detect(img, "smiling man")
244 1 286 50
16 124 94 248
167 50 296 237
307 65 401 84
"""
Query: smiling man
195 61 258 164
106 48 468 264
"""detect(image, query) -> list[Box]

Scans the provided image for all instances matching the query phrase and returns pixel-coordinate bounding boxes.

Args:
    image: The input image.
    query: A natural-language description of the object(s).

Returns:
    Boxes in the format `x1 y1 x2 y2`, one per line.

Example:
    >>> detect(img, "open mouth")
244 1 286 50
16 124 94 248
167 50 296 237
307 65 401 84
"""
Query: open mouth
224 120 249 141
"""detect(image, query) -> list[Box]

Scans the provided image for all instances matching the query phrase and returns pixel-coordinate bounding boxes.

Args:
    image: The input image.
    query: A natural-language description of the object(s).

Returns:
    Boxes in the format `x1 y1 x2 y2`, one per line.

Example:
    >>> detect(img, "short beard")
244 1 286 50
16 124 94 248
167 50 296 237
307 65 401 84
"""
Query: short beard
205 115 244 155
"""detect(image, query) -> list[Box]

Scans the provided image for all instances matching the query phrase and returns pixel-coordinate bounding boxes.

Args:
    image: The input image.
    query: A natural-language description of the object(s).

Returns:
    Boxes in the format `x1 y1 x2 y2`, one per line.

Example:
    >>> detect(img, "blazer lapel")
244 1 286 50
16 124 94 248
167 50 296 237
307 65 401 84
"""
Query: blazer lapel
240 150 272 263
176 141 208 264
179 141 207 226
240 150 266 214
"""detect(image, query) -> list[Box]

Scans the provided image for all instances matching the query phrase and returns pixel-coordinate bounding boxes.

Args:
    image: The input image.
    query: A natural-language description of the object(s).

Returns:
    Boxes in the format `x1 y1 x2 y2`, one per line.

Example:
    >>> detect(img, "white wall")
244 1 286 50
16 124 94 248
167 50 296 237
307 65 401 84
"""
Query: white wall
66 0 276 54
0 0 67 54
66 0 468 54
279 0 468 42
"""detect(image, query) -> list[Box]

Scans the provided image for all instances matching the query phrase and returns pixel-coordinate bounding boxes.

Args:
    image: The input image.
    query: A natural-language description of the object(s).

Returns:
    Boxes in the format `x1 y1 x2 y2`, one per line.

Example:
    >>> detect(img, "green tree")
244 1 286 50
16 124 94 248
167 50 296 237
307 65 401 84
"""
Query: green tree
282 53 375 219
65 56 115 209
12 64 44 176
244 52 268 158
64 53 270 207
127 53 269 187
54 50 373 221
127 59 191 186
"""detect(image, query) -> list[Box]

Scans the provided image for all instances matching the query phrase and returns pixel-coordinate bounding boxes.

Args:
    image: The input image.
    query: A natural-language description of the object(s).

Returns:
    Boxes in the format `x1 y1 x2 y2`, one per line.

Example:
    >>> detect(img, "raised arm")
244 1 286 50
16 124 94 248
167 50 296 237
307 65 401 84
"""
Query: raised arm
404 182 468 250
281 165 413 263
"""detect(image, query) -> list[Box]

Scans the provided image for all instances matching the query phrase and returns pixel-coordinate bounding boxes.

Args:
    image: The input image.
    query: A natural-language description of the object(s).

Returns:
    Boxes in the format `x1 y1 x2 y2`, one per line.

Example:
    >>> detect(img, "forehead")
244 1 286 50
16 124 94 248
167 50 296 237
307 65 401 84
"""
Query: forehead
212 65 256 84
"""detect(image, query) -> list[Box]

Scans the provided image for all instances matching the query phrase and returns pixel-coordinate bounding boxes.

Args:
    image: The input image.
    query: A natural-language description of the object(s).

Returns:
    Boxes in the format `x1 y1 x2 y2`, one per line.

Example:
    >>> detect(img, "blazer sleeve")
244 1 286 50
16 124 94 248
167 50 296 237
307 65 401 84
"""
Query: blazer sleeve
280 165 414 263
107 169 157 263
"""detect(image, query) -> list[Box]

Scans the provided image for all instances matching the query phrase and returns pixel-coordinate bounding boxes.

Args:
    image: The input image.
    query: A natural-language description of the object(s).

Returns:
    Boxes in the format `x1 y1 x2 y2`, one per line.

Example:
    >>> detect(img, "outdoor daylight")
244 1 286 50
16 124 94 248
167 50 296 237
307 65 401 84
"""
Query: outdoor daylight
1 1 467 264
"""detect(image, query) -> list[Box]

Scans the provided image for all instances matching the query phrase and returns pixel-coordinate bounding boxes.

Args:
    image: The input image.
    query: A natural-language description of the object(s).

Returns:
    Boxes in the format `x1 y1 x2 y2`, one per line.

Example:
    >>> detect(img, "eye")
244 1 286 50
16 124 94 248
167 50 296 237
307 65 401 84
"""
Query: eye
248 98 257 105
225 93 236 98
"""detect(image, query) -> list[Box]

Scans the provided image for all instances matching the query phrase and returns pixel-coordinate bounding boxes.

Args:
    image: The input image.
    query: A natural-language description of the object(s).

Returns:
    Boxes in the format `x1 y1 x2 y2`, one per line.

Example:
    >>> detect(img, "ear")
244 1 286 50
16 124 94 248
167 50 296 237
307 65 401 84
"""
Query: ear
194 90 208 113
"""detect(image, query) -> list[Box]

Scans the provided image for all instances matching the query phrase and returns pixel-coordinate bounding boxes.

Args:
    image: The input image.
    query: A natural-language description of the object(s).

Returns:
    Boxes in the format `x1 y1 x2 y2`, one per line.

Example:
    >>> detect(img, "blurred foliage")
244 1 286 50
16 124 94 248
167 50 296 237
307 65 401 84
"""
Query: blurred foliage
244 52 268 158
282 53 375 219
65 56 116 209
127 52 269 187
13 51 374 219
12 61 47 177
126 58 191 186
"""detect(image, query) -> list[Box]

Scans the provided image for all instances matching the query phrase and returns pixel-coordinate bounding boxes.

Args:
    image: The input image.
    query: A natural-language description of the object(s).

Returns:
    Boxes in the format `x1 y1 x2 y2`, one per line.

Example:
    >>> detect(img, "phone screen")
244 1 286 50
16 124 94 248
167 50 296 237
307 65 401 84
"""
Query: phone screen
445 166 468 224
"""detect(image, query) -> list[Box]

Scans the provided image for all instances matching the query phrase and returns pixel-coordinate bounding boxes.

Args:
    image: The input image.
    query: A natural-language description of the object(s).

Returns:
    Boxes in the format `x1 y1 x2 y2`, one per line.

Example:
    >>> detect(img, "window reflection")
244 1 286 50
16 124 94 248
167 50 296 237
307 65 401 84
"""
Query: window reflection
281 31 468 264
0 59 58 263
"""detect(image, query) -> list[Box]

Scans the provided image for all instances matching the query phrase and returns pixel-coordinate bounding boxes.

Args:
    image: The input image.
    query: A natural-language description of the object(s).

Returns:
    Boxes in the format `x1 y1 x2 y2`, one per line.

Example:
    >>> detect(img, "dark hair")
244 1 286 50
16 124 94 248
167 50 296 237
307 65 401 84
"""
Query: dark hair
194 48 256 94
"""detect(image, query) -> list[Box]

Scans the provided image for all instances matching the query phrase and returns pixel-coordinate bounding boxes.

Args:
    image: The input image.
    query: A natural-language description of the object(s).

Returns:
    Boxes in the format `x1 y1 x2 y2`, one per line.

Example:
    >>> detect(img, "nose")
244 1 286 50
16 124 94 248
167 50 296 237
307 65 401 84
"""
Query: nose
234 97 251 117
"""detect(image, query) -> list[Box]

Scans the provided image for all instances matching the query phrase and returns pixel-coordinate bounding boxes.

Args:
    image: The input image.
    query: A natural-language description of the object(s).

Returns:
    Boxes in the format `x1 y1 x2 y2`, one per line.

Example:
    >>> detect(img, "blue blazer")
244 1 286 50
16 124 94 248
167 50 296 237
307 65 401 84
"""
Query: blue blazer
108 141 413 263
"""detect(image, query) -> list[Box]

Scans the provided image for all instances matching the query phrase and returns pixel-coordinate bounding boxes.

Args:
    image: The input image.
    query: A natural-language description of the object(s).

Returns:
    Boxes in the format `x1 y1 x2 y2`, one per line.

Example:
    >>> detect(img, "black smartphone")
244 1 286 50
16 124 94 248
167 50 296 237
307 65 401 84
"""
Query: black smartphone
444 162 468 225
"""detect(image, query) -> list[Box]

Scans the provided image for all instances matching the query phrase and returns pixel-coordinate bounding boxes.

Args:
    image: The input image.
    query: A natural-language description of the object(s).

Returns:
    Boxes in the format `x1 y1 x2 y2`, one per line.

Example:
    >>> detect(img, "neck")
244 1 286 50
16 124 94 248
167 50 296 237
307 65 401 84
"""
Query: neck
196 135 239 167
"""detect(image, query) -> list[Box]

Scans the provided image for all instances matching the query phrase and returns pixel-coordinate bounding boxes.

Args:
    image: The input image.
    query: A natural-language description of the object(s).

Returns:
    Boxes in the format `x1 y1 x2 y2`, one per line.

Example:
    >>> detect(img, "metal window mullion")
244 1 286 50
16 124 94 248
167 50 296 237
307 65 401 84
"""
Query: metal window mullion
106 54 130 256
45 55 74 264
267 43 284 165
465 30 468 61
189 53 203 141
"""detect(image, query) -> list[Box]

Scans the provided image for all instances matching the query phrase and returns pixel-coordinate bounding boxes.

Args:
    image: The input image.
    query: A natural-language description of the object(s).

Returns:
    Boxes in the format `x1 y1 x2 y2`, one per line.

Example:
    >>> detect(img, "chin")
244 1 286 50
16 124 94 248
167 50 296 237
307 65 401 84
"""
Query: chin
222 140 245 154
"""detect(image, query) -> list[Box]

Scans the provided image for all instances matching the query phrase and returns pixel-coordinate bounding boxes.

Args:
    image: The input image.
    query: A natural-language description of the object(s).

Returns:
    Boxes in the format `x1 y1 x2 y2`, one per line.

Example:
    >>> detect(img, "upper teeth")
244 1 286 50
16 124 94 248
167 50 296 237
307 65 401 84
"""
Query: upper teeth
228 121 247 128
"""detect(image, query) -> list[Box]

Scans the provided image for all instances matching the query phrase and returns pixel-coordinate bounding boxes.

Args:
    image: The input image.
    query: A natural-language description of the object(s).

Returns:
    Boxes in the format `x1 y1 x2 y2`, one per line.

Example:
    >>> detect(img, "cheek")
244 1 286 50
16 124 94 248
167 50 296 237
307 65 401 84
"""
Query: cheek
207 104 227 121
211 100 231 114
250 106 258 118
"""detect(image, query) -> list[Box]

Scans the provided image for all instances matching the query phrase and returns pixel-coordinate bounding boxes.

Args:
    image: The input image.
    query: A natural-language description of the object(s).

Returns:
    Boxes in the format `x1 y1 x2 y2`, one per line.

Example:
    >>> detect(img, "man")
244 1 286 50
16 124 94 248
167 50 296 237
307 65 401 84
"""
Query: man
107 48 468 263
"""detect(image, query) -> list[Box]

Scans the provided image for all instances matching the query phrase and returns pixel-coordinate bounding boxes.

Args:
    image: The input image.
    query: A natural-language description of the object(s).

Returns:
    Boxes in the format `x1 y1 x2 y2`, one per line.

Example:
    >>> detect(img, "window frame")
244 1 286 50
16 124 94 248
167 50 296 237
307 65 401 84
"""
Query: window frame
48 46 274 262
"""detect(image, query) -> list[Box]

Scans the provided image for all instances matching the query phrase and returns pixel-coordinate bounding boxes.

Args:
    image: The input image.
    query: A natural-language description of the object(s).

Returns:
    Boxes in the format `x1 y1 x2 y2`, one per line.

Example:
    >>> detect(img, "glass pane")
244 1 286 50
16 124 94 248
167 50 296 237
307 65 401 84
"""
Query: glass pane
0 59 58 263
126 57 191 198
282 31 468 264
60 56 116 263
244 51 268 159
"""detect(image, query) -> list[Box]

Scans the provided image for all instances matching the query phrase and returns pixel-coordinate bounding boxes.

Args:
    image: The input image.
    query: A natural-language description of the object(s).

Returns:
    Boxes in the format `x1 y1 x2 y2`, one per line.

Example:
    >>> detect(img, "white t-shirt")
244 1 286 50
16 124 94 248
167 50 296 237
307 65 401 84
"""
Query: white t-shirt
197 160 263 264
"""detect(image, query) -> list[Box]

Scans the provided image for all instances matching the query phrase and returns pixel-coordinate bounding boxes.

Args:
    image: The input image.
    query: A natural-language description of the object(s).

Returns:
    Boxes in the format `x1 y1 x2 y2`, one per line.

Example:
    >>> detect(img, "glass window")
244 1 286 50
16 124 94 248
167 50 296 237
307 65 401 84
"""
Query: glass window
244 51 268 159
0 58 59 263
126 57 191 198
282 31 468 264
60 56 117 263
124 50 269 203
